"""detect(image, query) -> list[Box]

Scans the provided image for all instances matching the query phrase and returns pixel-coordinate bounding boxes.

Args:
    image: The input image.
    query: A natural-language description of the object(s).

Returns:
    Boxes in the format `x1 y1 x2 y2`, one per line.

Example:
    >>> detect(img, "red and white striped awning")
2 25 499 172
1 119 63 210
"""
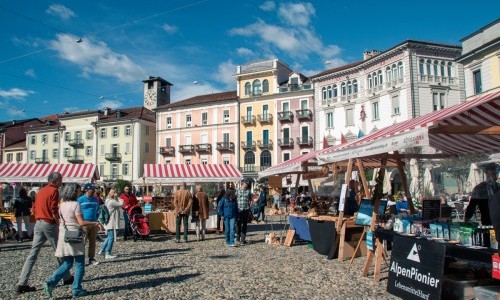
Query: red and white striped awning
317 91 500 165
143 164 242 184
0 163 99 183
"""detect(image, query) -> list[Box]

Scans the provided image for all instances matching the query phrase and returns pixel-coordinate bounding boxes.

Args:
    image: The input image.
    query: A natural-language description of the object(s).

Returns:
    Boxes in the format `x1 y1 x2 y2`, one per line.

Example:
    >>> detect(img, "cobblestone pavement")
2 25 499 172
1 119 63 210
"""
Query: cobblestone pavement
1 224 398 300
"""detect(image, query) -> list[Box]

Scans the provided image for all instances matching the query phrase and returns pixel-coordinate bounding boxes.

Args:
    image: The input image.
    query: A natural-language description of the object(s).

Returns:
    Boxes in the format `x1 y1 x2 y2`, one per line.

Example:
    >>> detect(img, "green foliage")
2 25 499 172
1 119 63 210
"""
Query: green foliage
114 179 132 194
439 154 489 194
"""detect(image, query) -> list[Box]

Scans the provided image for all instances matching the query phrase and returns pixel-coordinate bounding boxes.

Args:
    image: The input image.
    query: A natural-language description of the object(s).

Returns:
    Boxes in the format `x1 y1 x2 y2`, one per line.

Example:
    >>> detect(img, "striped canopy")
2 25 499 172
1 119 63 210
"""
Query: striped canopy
143 164 242 184
0 163 99 183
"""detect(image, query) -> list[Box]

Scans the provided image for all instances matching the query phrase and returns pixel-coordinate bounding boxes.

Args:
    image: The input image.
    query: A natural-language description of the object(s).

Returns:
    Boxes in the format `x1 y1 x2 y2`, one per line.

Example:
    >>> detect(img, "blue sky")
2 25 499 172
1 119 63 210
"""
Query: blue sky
0 0 498 121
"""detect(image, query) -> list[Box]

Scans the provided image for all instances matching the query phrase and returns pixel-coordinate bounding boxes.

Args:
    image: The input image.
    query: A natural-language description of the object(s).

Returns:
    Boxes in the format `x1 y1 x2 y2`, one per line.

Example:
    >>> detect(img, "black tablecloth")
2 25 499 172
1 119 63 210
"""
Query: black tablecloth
307 219 337 259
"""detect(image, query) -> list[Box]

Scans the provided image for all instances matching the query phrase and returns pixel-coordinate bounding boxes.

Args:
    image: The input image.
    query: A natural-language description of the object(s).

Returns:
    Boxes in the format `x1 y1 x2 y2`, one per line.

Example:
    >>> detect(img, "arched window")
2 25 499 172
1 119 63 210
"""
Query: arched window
341 82 346 95
262 79 269 93
347 81 352 94
392 64 397 79
378 70 383 85
426 60 432 75
327 86 332 98
368 75 373 89
386 67 392 82
447 62 453 77
260 150 271 168
245 82 251 95
433 61 439 77
373 72 378 86
322 87 327 100
419 59 425 75
440 62 445 77
333 84 338 98
252 79 262 95
244 151 255 166
353 80 358 94
398 62 403 78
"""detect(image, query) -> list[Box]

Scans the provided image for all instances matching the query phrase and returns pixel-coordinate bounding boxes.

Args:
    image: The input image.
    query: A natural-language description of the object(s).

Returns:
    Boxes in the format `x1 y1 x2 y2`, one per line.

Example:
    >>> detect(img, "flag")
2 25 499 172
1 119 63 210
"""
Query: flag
340 133 347 144
358 130 364 138
323 136 328 149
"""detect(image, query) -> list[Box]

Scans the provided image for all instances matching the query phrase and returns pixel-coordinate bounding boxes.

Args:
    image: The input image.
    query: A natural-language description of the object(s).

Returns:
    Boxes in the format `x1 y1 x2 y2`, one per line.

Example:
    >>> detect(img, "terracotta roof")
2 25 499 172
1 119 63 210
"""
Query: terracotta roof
40 114 59 122
98 106 155 123
157 91 238 110
5 140 26 149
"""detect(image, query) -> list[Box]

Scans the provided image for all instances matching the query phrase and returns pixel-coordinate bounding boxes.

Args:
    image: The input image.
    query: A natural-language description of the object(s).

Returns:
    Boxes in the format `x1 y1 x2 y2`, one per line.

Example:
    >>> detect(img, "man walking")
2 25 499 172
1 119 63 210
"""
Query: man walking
78 183 101 266
120 185 138 240
255 187 267 223
17 172 73 294
173 182 192 243
236 179 252 244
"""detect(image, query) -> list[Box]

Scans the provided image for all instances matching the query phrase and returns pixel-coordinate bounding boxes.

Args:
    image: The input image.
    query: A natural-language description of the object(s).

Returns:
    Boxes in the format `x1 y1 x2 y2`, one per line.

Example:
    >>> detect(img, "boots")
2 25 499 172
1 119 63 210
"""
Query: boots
241 234 247 244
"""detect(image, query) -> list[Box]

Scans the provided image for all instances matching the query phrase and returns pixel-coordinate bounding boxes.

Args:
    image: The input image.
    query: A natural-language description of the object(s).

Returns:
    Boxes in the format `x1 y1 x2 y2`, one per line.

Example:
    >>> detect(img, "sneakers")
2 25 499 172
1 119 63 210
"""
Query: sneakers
227 244 236 247
43 282 53 297
89 259 100 266
73 289 88 298
16 285 36 294
98 249 104 256
63 275 74 285
105 253 117 259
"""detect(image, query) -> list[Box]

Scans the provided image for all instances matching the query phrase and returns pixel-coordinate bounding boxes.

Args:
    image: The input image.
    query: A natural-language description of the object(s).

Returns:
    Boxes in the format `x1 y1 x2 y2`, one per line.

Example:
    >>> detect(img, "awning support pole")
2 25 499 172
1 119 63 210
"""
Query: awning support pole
395 151 415 214
337 158 353 232
357 159 370 203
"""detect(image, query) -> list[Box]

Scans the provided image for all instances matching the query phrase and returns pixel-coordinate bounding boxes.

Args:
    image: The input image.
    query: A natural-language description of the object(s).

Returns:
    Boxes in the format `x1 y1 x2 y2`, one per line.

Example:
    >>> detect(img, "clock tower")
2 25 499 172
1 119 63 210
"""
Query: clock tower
143 76 172 110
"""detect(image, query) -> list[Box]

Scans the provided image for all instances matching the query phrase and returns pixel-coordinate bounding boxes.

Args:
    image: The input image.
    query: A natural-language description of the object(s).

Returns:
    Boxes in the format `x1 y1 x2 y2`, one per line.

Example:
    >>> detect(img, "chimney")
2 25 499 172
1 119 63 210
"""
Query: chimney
103 107 111 116
363 50 381 60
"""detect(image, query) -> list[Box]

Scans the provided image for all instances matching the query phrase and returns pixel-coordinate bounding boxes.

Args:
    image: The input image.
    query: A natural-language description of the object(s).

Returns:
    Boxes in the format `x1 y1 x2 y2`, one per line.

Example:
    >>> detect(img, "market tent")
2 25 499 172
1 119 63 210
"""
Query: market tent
0 163 99 183
143 164 242 184
317 91 500 165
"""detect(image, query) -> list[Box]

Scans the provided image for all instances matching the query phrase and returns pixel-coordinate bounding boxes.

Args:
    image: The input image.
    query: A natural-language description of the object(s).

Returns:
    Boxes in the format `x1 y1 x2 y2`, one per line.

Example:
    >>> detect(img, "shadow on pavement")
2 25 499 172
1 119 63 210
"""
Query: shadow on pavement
209 255 233 259
88 266 179 281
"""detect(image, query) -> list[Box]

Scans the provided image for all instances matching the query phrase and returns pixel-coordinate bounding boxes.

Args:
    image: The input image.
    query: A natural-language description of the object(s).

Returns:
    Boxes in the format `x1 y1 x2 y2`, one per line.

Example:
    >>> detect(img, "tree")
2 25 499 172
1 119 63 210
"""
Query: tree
439 154 488 194
114 179 132 194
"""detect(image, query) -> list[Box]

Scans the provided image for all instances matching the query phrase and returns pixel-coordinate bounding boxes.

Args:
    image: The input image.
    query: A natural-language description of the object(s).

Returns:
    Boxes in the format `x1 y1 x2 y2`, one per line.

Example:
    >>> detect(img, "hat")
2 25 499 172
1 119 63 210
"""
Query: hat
241 178 249 184
83 183 95 191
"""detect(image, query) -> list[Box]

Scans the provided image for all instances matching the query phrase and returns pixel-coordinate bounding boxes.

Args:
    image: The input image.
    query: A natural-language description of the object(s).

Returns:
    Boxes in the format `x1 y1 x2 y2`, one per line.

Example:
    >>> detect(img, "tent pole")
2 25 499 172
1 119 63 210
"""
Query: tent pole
357 159 370 202
395 151 415 214
337 158 353 232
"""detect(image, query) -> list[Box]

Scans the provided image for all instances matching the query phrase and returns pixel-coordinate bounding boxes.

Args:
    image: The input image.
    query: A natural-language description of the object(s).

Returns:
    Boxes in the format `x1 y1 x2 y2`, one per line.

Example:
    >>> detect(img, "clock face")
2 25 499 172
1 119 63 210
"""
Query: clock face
145 90 156 106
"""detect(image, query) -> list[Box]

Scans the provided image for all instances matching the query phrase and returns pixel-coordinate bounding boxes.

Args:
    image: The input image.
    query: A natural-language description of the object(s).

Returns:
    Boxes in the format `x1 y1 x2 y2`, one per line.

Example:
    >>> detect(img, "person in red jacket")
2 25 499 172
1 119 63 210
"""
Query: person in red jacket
120 185 138 240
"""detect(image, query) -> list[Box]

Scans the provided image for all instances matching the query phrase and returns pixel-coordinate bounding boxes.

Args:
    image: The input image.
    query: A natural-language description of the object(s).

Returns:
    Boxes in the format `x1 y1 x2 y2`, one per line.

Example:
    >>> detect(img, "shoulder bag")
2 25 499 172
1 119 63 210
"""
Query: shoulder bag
60 207 84 244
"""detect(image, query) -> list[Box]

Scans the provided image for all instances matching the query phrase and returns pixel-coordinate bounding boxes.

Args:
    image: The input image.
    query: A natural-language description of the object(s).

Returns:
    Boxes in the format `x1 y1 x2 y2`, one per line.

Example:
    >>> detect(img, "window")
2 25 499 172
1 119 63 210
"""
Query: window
65 132 70 141
75 131 81 140
347 81 352 94
326 112 334 128
125 143 130 154
282 127 290 143
262 129 269 145
252 79 262 95
244 82 251 96
167 117 172 128
398 62 403 78
100 128 106 138
246 131 252 146
223 132 229 145
223 157 230 165
30 135 36 145
6 153 12 162
433 93 446 111
322 87 327 100
378 70 383 85
165 137 171 147
373 72 378 86
283 152 291 161
290 77 299 91
346 108 354 126
201 158 208 165
440 62 445 77
223 110 230 123
16 153 22 162
244 151 255 166
201 134 208 144
433 61 438 77
185 159 191 165
202 112 208 126
353 80 358 94
145 143 149 153
30 150 36 160
186 114 192 127
260 150 271 168
419 59 425 75
282 102 289 112
85 146 92 156
262 104 269 119
392 95 400 115
122 164 129 176
112 127 119 138
262 79 269 93
42 134 47 144
426 60 432 75
53 133 59 143
125 125 131 136
327 86 332 98
392 64 398 79
333 84 338 98
368 75 372 89
63 148 69 157
447 62 453 77
42 150 48 160
301 126 309 143
301 99 308 110
341 82 346 95
145 126 150 135
111 144 118 155
52 149 58 159
99 165 104 177
86 130 93 139
372 102 379 120
111 164 118 176
386 67 392 82
473 70 482 94
100 145 105 156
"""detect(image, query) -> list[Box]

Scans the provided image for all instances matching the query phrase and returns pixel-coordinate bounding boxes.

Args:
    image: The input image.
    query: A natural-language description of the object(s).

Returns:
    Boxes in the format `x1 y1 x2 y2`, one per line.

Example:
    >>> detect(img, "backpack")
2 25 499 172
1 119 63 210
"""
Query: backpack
97 204 111 225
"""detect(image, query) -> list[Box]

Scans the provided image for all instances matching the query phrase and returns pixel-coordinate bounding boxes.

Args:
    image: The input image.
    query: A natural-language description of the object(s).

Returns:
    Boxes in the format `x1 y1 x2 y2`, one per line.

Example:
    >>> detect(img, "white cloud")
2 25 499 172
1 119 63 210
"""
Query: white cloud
212 60 237 89
6 107 26 117
98 100 123 109
50 34 146 83
46 4 75 20
278 2 315 26
171 83 222 103
236 47 255 57
0 88 34 100
259 1 276 11
162 23 178 34
25 69 36 78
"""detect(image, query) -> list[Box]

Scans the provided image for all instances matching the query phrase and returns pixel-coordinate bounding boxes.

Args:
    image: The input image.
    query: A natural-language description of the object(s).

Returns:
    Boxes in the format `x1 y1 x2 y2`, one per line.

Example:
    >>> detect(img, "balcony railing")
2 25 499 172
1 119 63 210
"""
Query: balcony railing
195 143 212 153
240 165 257 173
216 142 235 151
296 109 313 120
241 141 256 150
105 153 122 161
159 146 175 156
257 140 273 149
35 157 50 164
257 114 273 123
102 175 123 182
67 155 84 164
297 136 313 147
241 115 256 125
277 111 293 122
278 138 294 147
178 145 195 154
278 84 312 93
68 138 84 148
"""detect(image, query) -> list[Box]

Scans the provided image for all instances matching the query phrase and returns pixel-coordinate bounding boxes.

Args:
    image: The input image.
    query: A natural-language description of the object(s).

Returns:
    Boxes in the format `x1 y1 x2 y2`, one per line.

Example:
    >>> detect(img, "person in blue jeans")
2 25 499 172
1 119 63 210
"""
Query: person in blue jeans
98 188 123 259
218 190 238 247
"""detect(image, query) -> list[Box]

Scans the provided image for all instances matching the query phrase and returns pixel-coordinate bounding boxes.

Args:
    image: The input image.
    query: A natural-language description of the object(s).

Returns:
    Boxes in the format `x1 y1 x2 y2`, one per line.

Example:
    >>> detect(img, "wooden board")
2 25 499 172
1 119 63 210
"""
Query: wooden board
284 229 295 247
268 175 282 189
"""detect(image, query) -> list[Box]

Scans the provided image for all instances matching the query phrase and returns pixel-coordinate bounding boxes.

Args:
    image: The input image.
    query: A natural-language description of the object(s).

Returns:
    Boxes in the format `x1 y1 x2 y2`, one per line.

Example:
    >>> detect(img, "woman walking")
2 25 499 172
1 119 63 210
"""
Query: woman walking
217 190 238 247
43 183 100 298
99 188 123 259
13 188 34 242
194 185 209 241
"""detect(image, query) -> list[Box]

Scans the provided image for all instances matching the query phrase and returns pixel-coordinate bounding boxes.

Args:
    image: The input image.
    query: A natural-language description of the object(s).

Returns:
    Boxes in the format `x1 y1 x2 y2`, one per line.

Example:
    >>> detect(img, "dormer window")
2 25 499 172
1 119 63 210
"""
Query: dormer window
290 77 299 91
262 80 269 93
252 80 262 96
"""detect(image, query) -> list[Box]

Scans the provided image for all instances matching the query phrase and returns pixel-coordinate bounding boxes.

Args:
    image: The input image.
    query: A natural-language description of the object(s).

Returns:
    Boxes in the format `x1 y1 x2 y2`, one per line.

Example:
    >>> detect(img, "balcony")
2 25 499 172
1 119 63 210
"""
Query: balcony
277 111 293 122
257 139 273 149
195 143 212 153
178 145 195 154
67 155 84 164
257 114 273 123
296 109 313 121
68 138 84 148
297 136 313 147
159 146 175 156
35 157 50 164
278 138 294 148
240 165 257 173
102 175 123 182
105 153 122 161
278 84 312 93
216 142 235 151
241 141 256 150
241 115 256 125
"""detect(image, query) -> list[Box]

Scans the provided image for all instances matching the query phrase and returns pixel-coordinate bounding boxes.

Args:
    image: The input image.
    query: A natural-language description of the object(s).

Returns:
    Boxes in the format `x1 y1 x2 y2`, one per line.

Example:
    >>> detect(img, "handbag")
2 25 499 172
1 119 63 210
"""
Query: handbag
60 211 83 244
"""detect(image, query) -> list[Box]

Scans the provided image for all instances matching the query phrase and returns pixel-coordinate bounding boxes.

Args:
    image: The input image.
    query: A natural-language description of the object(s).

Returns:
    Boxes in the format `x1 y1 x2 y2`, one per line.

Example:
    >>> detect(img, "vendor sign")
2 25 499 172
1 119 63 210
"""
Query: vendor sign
355 199 373 226
387 235 446 300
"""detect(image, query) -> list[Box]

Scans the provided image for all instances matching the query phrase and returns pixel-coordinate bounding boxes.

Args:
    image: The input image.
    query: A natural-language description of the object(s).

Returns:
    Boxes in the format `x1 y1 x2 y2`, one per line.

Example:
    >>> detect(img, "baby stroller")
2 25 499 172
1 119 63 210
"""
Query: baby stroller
127 205 150 242
0 216 16 241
